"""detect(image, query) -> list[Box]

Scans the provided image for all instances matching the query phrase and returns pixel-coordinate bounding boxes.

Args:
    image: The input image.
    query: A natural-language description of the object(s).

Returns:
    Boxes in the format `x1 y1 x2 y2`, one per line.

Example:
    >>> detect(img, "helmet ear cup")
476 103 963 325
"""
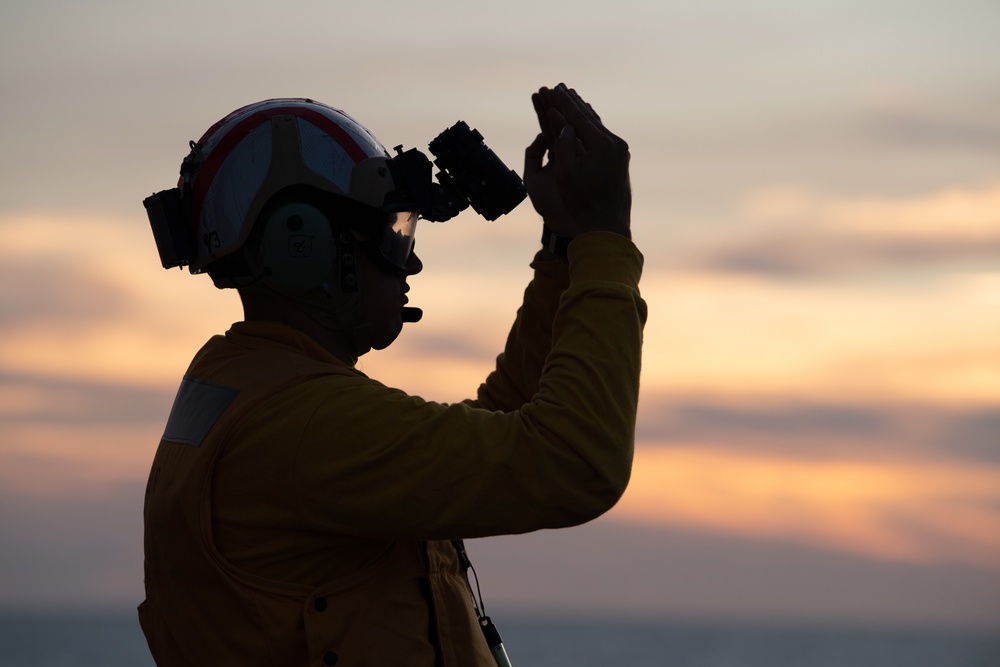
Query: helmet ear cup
257 201 334 292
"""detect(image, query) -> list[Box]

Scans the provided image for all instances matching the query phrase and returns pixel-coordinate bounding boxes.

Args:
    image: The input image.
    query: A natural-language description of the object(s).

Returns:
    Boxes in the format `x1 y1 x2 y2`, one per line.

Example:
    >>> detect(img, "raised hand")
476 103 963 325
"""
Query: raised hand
523 84 632 239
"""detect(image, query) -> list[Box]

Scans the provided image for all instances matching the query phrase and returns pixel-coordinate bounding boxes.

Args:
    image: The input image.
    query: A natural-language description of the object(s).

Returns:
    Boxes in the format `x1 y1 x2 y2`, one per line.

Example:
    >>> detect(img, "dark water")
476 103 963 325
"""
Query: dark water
0 608 997 666
499 614 1000 667
0 609 152 667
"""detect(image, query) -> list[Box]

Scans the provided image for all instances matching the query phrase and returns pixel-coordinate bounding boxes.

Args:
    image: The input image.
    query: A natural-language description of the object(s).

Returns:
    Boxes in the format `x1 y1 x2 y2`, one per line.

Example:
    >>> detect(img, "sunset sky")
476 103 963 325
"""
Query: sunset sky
1 0 998 630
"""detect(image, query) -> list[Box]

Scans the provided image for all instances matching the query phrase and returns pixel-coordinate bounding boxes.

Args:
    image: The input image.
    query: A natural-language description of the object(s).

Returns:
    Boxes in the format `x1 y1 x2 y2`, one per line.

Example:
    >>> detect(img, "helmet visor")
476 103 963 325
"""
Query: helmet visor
379 211 418 270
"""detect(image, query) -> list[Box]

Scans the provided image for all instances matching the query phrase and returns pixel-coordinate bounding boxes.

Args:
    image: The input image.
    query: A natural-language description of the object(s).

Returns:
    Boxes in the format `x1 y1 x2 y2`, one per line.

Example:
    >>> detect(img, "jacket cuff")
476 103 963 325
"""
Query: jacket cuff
567 232 643 286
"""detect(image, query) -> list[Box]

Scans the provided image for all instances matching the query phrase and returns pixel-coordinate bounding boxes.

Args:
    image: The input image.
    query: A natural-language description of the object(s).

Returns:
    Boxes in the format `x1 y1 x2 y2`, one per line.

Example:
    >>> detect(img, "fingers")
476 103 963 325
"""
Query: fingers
549 124 579 185
535 83 619 149
527 84 632 238
531 93 558 145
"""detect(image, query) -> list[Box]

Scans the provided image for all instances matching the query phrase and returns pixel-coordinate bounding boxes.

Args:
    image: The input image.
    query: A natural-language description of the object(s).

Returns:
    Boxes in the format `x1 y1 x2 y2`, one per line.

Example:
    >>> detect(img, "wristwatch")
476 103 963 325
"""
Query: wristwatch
541 226 574 263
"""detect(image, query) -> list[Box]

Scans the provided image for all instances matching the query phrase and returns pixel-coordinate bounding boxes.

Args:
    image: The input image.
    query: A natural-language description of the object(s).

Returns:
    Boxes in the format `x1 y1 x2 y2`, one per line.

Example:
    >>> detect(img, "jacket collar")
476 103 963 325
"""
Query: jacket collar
225 320 360 371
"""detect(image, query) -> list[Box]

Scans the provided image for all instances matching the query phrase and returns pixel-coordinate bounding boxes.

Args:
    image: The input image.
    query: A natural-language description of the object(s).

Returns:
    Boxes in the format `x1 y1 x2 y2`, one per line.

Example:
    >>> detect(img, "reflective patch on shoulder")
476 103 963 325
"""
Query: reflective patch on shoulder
162 376 240 447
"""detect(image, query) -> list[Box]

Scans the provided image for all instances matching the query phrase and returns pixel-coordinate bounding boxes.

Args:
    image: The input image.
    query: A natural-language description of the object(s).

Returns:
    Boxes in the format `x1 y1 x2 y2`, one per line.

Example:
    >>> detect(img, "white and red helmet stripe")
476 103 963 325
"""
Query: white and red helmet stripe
186 98 390 270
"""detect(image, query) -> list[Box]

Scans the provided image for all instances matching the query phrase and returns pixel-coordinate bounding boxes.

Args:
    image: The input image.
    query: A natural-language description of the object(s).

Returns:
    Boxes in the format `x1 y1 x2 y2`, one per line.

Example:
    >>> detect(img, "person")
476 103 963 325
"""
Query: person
139 83 646 667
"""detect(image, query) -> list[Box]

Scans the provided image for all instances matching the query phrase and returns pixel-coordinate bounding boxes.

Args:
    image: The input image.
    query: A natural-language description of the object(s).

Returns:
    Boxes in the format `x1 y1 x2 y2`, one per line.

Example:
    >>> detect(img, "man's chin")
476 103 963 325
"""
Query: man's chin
371 321 404 351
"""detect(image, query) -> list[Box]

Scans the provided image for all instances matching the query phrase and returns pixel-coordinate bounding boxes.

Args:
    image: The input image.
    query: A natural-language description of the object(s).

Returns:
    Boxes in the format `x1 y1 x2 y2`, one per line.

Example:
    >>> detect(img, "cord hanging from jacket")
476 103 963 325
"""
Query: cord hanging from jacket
452 540 513 667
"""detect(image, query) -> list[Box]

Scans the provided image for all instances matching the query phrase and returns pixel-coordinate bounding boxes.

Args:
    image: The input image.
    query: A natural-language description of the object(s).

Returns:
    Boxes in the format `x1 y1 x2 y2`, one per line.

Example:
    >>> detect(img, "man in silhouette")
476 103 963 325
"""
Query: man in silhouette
140 83 645 666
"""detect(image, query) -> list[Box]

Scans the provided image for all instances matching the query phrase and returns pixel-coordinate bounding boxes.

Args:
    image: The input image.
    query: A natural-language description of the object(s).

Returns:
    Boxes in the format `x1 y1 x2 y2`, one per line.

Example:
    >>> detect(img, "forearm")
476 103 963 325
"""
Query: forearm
471 252 569 412
514 231 646 518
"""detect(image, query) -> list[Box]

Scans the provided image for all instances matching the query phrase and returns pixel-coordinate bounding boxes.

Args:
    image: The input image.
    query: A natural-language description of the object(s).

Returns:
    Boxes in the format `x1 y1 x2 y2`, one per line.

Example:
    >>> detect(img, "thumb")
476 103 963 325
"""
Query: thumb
523 133 547 179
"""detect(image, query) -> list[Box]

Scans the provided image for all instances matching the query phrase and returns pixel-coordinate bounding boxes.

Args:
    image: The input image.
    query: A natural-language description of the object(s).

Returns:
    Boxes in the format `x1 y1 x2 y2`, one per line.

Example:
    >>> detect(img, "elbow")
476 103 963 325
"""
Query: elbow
575 450 633 523
600 462 633 515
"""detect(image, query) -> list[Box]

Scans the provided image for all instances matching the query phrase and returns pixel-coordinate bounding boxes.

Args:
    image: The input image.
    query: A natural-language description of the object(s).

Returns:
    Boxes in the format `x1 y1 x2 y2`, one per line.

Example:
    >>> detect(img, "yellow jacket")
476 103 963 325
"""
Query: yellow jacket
140 232 646 666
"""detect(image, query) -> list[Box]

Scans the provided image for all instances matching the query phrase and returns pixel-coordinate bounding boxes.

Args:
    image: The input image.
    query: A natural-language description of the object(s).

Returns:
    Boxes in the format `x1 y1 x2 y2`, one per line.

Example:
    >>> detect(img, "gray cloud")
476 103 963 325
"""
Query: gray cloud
692 233 1000 279
398 330 500 363
9 367 993 470
861 109 1000 153
0 371 174 427
636 395 1000 464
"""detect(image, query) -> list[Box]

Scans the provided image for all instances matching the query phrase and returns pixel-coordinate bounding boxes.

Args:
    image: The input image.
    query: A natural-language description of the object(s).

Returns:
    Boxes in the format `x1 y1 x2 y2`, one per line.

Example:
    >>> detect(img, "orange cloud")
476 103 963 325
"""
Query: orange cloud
638 270 999 405
0 213 242 385
613 445 1000 569
741 182 1000 240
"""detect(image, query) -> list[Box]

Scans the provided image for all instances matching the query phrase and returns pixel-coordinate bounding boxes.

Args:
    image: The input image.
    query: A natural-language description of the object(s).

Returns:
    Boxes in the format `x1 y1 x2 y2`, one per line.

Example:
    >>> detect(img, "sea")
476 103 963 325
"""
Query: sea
0 608 997 667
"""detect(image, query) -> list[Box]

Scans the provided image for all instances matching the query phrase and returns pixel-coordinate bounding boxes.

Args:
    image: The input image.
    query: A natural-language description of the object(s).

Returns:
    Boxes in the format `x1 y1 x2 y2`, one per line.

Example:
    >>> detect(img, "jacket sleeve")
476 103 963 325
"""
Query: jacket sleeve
233 231 646 540
469 251 570 413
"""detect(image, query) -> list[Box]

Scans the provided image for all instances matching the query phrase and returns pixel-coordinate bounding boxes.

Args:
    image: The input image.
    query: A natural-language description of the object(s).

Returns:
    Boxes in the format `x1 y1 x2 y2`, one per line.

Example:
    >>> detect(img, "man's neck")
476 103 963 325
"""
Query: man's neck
239 289 363 365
